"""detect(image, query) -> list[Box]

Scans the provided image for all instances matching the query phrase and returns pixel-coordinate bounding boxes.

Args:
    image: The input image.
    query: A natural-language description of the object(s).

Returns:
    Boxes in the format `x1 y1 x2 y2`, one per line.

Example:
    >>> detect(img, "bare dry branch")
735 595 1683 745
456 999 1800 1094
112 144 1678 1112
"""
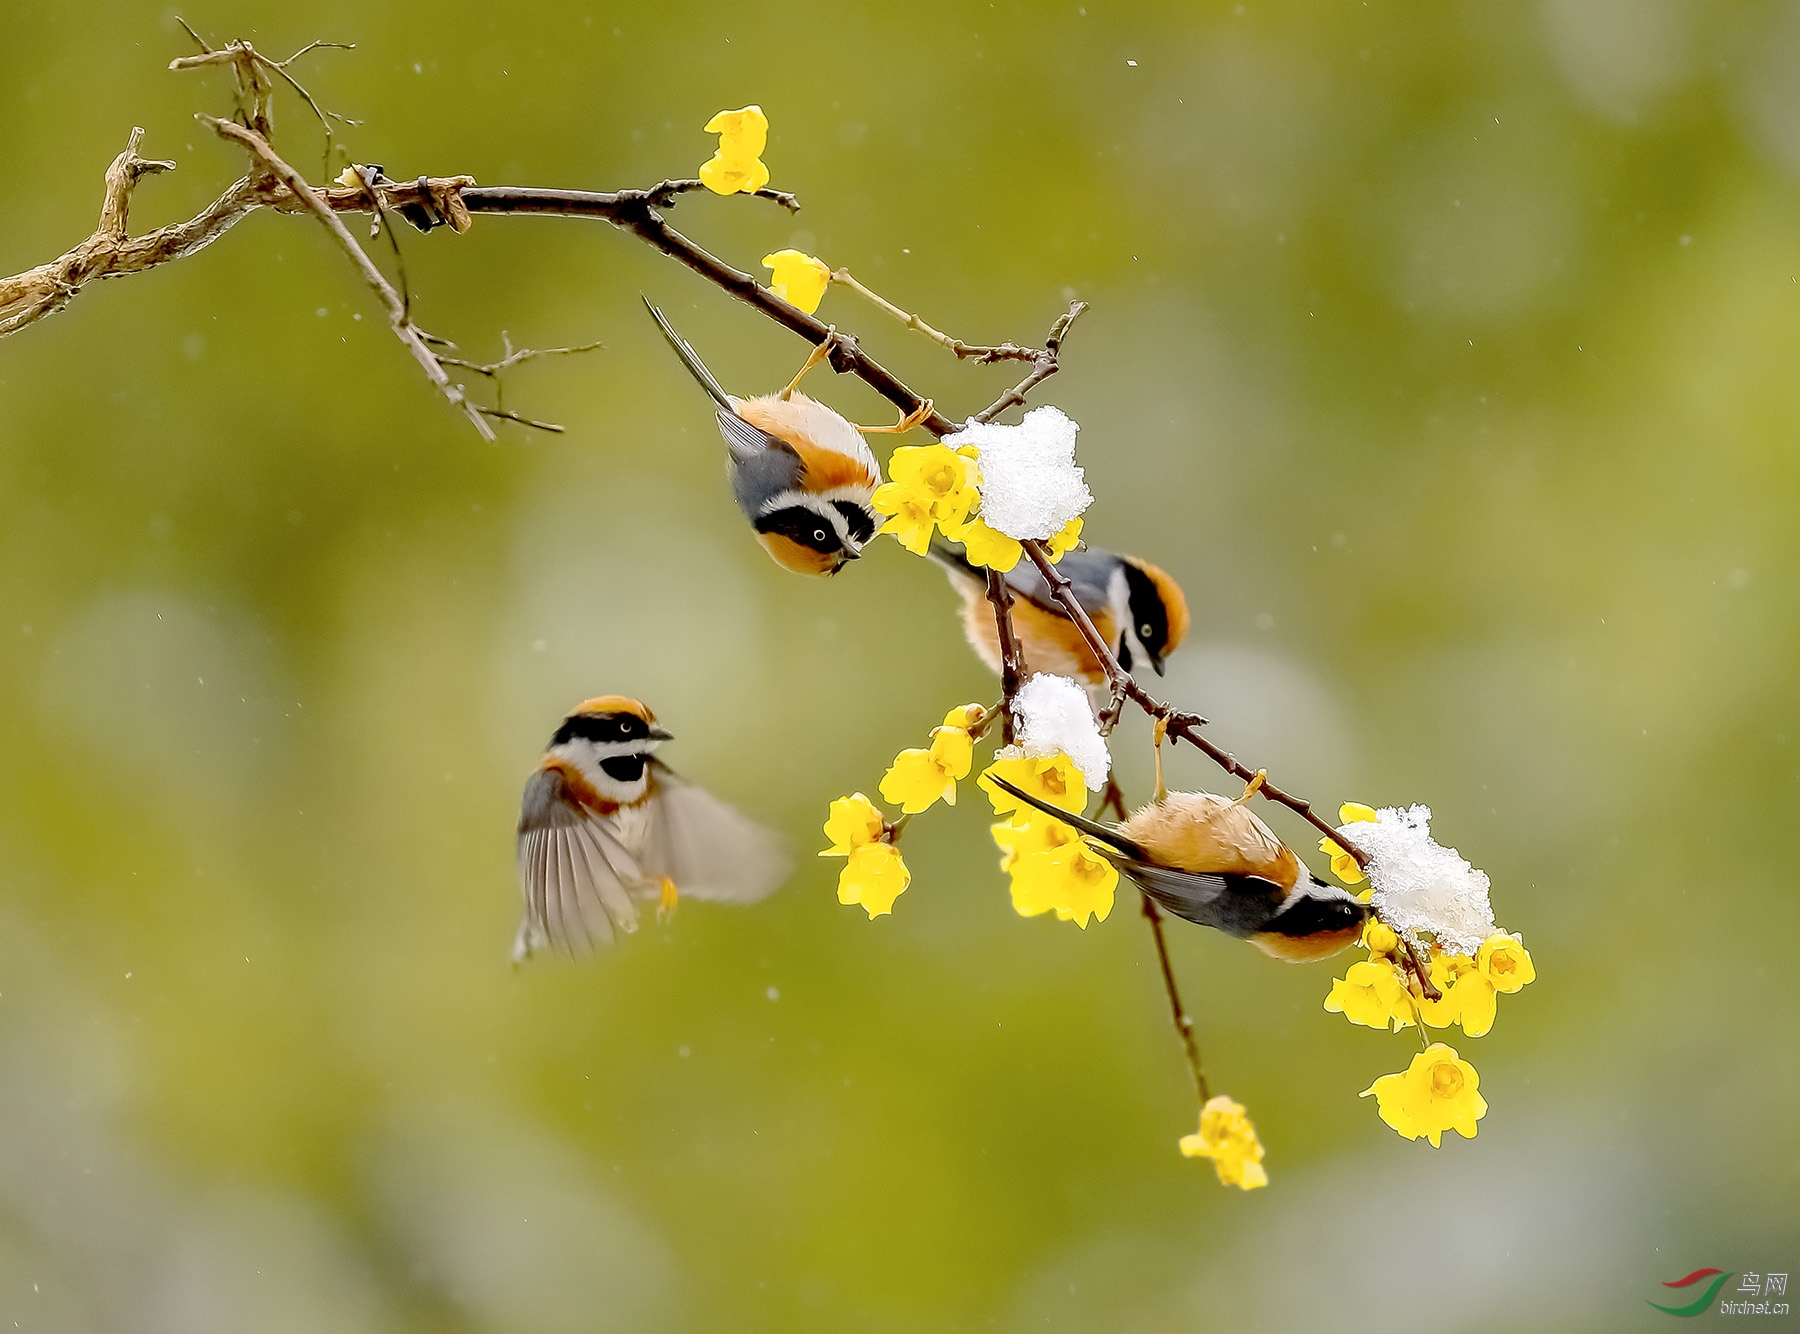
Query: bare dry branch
202 115 494 440
829 267 1042 363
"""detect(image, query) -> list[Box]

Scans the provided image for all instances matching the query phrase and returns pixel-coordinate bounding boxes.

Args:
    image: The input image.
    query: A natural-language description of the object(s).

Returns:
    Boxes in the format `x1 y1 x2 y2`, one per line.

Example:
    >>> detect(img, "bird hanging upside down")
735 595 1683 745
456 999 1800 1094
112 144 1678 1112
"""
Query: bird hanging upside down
990 775 1366 961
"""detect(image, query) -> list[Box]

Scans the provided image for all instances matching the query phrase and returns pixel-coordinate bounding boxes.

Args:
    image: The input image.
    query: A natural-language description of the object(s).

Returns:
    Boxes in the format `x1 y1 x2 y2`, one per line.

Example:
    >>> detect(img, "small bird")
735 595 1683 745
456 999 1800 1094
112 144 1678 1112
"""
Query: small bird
929 536 1190 684
514 695 789 960
991 777 1366 961
645 300 928 576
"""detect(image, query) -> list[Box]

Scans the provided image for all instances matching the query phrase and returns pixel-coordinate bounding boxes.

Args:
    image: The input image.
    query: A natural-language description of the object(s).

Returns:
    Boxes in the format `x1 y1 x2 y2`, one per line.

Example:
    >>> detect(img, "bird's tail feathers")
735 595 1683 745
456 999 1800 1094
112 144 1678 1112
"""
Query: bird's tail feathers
642 297 733 411
986 776 1142 856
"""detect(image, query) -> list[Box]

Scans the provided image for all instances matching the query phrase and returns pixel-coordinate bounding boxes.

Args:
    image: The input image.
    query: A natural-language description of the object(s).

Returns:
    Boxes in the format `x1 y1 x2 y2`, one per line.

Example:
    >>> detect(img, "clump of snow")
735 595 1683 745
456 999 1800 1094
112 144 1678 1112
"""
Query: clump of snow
1006 673 1110 789
1342 805 1496 955
943 406 1092 540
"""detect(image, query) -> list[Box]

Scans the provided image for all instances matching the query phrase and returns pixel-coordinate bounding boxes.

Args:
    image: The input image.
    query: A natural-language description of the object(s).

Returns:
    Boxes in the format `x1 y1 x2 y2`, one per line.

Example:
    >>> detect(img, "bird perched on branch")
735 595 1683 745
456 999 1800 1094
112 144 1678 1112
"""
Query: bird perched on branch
991 777 1365 961
929 536 1189 685
645 300 929 576
514 695 789 960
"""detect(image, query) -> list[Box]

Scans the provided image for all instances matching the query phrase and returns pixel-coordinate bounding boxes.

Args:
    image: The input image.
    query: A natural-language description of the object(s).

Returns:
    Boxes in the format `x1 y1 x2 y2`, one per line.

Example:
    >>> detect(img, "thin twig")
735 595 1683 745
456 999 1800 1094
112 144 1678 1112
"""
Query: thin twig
436 337 605 378
984 568 1024 745
972 302 1088 424
830 267 1041 363
202 115 494 441
1143 895 1210 1104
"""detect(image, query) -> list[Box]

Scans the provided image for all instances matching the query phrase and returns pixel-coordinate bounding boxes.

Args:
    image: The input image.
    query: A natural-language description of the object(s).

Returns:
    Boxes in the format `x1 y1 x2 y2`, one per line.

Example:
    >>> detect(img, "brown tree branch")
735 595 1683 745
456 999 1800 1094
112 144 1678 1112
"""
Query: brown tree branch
984 568 1024 745
828 266 1041 363
1143 894 1210 1105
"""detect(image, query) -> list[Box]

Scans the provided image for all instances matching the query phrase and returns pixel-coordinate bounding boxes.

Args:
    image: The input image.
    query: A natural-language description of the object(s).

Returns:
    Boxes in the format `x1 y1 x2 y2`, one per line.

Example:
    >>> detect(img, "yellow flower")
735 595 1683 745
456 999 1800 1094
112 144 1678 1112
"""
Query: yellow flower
1006 840 1117 927
927 724 974 781
871 490 936 554
1361 1043 1487 1148
880 747 958 813
873 444 980 553
942 703 987 732
990 812 1078 873
979 754 1086 818
762 249 830 314
836 842 909 918
1043 516 1084 561
699 105 771 196
1412 951 1501 1036
1178 1094 1268 1191
1323 958 1416 1032
819 792 884 856
1363 919 1398 956
941 514 1022 572
1478 933 1535 994
1319 801 1379 884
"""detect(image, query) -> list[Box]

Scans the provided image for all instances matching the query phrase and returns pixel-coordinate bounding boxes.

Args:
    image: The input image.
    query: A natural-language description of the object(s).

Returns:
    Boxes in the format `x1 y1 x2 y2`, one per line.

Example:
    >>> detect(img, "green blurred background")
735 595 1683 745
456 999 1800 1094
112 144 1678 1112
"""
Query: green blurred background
3 1 1798 1329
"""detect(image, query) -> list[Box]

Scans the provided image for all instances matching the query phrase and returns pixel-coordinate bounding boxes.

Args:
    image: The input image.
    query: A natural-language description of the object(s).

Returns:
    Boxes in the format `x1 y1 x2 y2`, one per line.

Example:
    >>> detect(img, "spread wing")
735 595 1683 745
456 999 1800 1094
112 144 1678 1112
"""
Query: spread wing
514 767 645 961
640 763 791 904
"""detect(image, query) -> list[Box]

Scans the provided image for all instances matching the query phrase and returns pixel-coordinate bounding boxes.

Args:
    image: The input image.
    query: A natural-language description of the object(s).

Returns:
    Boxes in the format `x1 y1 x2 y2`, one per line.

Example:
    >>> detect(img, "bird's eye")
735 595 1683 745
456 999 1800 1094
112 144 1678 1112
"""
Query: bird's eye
814 528 828 543
1141 623 1154 638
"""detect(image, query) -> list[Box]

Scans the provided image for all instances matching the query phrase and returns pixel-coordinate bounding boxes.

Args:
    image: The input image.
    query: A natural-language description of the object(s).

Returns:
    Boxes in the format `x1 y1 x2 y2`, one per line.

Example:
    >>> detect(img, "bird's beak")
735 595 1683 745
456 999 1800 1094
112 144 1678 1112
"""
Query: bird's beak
1149 653 1166 677
647 726 675 741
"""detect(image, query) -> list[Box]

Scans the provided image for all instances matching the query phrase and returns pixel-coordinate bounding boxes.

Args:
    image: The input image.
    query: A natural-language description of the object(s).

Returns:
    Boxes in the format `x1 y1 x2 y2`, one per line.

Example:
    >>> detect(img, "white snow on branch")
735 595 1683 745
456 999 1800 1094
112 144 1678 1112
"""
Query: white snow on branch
1006 673 1110 789
1343 805 1496 956
944 405 1092 540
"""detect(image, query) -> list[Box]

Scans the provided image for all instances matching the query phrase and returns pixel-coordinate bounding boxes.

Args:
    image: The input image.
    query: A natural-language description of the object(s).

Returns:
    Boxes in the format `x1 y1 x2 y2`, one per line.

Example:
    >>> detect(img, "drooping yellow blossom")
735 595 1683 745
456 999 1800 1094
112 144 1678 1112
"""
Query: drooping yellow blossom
942 703 987 733
1361 1043 1487 1147
819 792 884 856
927 721 975 781
880 747 958 812
990 811 1078 872
1006 839 1117 926
699 105 771 196
1178 1095 1268 1190
1477 933 1535 993
1043 516 1084 560
979 754 1086 818
872 444 980 553
762 249 830 314
1323 958 1416 1032
837 842 910 918
1363 919 1398 956
940 514 1021 572
1319 801 1378 885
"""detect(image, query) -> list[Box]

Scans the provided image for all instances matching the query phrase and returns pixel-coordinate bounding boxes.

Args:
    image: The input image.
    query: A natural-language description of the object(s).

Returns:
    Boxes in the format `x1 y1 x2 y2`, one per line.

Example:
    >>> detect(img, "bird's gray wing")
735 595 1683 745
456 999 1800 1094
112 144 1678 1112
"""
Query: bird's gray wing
724 414 807 517
514 768 645 962
1107 857 1288 939
638 762 791 904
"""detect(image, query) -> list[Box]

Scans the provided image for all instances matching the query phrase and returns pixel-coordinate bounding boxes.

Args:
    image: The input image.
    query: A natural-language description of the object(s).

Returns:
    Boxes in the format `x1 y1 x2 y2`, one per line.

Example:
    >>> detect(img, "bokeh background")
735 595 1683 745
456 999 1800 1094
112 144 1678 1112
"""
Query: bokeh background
3 1 1798 1329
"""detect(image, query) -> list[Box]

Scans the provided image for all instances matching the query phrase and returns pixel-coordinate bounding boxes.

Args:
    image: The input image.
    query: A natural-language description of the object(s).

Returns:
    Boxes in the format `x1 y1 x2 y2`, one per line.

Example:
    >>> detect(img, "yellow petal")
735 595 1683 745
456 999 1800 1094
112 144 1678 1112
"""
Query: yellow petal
1043 516 1084 561
942 703 987 732
1318 836 1366 885
820 792 884 856
927 724 975 781
940 514 1022 572
879 748 956 814
979 754 1086 817
837 843 909 918
1363 919 1398 955
1339 802 1378 824
1454 974 1498 1037
699 154 772 196
762 249 831 314
1477 933 1535 993
703 105 769 156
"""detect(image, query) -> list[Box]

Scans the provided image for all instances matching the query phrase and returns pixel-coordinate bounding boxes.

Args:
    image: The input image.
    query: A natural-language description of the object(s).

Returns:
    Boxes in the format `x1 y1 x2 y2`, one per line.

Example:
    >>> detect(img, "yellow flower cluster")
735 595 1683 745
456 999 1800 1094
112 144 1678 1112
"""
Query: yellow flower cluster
822 706 987 918
1320 801 1535 1146
980 755 1117 927
1361 1043 1487 1147
871 443 1083 570
819 793 908 917
762 249 831 315
1178 1094 1268 1190
879 704 983 813
698 105 771 196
